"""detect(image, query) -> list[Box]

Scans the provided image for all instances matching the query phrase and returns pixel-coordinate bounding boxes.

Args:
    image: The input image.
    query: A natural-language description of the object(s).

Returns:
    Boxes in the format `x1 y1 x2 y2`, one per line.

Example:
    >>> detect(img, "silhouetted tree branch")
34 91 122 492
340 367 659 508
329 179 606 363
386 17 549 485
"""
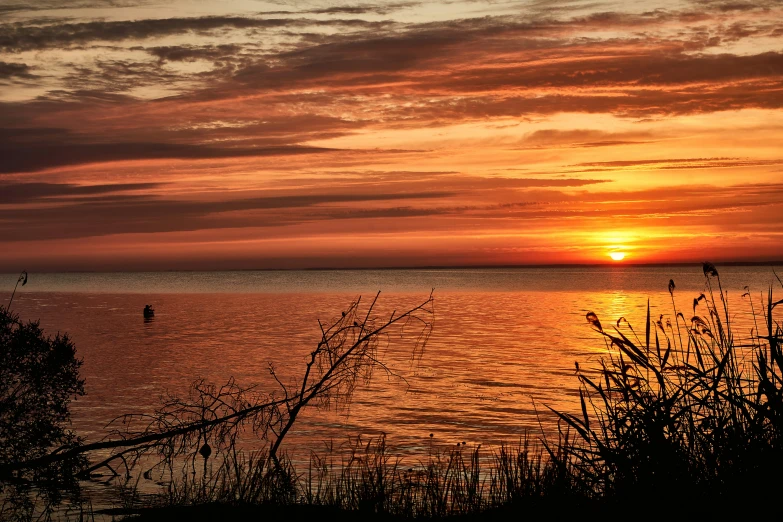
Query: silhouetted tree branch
1 292 434 487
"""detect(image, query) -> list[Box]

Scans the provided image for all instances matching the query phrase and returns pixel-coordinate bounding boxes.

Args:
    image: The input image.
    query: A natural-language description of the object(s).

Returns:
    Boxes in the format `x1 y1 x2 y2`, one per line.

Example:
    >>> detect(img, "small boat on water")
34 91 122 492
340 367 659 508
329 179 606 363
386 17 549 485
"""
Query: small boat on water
143 305 155 318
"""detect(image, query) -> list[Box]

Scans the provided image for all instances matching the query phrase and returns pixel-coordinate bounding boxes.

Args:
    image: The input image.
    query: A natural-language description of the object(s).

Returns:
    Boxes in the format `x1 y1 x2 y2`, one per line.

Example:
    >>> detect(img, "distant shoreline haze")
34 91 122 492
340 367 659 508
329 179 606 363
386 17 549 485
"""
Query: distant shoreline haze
1 265 779 295
2 259 782 274
1 260 781 283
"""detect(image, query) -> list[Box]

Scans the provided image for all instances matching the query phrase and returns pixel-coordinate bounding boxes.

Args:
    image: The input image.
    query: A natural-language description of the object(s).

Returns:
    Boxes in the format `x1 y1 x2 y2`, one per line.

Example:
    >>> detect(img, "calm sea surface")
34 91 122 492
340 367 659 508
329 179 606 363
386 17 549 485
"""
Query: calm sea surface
3 266 780 460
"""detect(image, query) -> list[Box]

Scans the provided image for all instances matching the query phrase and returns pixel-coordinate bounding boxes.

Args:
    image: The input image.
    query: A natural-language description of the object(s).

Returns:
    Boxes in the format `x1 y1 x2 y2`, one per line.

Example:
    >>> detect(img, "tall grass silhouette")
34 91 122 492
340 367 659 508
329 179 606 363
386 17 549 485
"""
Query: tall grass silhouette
117 432 580 519
551 263 783 507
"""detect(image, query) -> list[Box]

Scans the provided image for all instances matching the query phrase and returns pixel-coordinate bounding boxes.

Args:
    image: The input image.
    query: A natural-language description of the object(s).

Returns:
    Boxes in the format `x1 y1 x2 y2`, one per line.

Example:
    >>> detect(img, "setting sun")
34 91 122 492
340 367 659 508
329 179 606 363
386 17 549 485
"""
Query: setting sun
609 252 626 261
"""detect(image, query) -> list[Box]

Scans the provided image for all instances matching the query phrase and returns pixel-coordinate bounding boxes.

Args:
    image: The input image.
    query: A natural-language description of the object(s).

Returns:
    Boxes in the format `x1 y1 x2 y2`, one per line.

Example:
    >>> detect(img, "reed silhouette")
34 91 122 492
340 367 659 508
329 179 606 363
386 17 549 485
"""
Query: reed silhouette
549 263 783 512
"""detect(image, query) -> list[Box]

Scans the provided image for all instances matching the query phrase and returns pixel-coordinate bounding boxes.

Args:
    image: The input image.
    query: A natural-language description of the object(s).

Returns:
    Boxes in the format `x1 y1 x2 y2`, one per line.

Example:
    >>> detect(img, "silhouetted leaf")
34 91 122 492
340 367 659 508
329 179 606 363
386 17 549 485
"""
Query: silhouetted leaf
693 293 706 314
580 390 590 431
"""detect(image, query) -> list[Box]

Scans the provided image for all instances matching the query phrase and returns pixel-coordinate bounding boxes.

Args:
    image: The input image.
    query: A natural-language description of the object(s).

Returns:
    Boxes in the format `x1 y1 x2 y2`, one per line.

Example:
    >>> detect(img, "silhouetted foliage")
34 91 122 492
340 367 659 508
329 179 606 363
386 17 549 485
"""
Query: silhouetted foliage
1 305 87 520
551 264 783 511
0 306 85 473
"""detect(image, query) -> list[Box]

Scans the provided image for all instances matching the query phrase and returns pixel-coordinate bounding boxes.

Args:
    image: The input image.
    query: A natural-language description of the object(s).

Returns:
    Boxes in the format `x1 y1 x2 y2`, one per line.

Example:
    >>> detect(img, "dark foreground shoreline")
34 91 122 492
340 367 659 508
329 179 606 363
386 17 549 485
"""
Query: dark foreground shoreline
105 497 764 521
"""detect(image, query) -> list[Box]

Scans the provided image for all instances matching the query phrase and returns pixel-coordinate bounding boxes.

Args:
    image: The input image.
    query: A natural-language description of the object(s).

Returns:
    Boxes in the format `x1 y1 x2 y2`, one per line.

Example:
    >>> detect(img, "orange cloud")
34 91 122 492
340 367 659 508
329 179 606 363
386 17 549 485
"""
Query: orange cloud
1 1 782 269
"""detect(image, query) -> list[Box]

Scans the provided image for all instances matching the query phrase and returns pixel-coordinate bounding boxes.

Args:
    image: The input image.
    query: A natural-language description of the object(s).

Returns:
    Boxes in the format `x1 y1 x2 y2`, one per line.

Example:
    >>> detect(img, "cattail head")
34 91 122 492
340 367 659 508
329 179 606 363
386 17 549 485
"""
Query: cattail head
586 311 602 332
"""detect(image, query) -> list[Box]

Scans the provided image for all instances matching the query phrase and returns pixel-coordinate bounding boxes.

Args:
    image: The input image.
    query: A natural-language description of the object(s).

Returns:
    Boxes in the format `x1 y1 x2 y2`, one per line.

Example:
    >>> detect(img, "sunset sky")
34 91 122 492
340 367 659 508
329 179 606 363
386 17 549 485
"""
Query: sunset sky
1 0 782 270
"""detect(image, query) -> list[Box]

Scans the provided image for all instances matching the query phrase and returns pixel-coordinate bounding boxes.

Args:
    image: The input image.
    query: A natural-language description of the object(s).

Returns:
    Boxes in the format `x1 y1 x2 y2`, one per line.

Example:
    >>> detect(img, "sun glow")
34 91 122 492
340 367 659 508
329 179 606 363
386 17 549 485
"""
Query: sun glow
609 252 626 261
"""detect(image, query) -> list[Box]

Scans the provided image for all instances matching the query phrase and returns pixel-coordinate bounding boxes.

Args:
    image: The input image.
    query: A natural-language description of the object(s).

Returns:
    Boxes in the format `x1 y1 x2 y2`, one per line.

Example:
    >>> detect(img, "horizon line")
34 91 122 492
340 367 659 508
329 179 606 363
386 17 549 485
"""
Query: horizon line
2 261 781 274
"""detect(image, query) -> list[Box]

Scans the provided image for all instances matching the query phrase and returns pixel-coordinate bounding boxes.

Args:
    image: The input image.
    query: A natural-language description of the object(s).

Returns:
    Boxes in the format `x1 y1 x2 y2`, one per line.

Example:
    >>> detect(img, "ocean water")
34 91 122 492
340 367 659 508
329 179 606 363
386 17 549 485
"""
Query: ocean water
3 266 780 459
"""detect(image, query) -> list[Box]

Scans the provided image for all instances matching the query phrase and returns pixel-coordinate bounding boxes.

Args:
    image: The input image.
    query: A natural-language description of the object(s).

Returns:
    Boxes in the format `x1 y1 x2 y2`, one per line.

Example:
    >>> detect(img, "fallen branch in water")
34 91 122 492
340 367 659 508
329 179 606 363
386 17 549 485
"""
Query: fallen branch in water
1 291 434 485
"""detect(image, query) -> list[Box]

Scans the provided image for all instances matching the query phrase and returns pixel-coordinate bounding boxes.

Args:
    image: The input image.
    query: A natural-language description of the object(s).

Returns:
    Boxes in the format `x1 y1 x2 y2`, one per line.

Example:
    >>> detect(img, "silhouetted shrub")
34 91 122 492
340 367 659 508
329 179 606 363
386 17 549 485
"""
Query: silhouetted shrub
0 306 84 472
553 264 783 510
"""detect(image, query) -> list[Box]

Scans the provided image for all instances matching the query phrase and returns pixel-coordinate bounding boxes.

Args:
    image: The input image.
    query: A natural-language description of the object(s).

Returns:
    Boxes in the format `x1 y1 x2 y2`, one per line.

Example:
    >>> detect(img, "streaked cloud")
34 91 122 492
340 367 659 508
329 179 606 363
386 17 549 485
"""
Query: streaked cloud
0 60 33 79
1 0 781 268
0 181 162 203
0 16 393 52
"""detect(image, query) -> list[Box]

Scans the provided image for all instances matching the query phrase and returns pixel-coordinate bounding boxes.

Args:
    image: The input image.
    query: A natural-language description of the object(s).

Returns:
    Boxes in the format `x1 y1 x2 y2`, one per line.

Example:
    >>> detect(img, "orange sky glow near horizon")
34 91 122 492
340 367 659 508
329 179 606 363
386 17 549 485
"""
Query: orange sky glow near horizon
1 0 782 271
